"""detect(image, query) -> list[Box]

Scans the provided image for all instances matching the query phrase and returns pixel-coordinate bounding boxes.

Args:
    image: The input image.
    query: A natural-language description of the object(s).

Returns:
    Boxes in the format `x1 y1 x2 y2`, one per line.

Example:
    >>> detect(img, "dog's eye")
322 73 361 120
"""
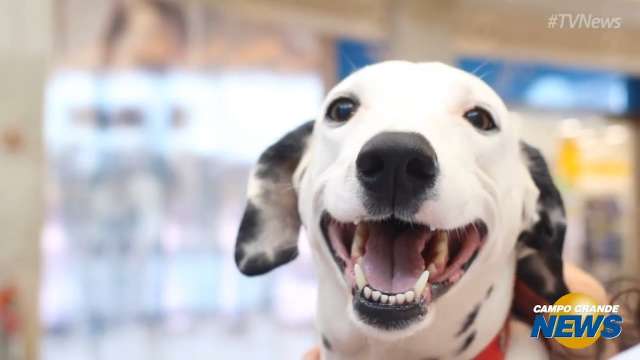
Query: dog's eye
463 106 497 131
326 97 358 123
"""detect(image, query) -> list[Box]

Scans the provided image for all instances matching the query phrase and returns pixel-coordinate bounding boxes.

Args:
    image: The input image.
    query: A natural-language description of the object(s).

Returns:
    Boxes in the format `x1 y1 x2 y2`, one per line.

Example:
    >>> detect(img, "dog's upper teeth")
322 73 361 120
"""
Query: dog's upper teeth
354 263 367 290
351 223 369 258
433 231 449 270
380 294 389 304
371 290 381 301
414 270 430 297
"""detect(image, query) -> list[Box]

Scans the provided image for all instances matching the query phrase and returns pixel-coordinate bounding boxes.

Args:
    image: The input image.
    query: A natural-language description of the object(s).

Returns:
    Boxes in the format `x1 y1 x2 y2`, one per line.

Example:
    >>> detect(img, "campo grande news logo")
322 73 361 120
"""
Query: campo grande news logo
530 292 623 349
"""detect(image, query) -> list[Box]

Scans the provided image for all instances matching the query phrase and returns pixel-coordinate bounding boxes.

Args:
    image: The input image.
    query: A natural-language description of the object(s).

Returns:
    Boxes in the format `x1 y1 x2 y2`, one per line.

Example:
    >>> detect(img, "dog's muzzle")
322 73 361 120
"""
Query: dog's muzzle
319 131 488 331
356 132 438 216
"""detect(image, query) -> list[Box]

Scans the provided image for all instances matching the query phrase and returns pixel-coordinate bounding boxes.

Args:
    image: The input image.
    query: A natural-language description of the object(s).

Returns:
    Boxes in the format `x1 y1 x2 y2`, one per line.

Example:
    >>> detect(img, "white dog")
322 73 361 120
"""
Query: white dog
234 61 572 359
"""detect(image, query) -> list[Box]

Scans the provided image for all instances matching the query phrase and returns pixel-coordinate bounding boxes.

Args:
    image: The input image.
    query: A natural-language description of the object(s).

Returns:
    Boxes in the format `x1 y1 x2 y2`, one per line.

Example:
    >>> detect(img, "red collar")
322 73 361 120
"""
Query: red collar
474 318 510 360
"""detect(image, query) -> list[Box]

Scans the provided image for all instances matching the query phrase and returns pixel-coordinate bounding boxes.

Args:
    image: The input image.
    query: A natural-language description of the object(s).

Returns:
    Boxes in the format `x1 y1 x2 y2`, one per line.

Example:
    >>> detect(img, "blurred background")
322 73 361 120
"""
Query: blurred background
0 0 639 359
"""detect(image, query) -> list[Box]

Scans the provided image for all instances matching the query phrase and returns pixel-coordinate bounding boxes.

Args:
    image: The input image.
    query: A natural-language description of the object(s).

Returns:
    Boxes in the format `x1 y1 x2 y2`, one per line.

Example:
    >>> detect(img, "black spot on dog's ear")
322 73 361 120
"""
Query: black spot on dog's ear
322 334 333 351
235 121 314 276
237 247 299 277
457 303 481 336
236 202 260 248
254 121 314 182
457 331 476 355
517 142 569 305
519 142 566 253
516 252 567 303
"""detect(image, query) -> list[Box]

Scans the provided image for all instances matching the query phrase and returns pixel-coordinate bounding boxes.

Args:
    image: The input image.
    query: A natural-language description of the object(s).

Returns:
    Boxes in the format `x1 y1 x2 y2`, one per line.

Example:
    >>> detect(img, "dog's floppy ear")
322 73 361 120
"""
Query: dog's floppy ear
515 142 570 313
235 121 314 276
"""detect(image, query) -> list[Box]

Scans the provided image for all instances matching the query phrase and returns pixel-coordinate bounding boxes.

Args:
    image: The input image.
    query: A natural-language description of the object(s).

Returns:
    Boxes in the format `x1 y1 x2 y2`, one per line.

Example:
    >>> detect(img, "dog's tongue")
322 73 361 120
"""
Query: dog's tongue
362 224 431 293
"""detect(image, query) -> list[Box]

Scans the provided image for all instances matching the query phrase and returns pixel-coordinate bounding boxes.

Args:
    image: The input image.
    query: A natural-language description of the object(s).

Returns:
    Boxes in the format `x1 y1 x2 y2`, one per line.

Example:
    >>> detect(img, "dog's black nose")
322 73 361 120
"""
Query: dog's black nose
356 132 438 212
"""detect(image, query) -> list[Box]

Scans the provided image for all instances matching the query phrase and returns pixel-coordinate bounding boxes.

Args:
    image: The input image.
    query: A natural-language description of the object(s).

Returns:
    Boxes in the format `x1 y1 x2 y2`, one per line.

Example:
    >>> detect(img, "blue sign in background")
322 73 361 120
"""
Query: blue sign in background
336 37 640 117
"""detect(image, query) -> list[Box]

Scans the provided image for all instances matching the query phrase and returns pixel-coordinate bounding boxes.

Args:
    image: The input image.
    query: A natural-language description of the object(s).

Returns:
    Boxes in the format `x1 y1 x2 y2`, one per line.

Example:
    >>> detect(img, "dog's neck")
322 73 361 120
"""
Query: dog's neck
315 250 517 360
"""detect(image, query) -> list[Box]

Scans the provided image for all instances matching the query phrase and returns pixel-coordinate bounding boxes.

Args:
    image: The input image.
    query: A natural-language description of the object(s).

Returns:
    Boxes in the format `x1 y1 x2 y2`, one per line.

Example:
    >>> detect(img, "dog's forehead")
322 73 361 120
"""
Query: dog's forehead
327 61 503 111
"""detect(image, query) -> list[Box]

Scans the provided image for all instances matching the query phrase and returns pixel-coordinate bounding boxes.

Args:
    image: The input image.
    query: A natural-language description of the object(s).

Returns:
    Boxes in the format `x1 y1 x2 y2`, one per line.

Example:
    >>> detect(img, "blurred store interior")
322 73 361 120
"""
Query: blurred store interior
0 0 639 359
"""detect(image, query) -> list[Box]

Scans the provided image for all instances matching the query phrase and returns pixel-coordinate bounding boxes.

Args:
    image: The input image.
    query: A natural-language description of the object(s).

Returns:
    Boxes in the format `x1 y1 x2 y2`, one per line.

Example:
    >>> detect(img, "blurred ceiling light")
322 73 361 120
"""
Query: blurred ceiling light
559 118 582 138
604 124 630 146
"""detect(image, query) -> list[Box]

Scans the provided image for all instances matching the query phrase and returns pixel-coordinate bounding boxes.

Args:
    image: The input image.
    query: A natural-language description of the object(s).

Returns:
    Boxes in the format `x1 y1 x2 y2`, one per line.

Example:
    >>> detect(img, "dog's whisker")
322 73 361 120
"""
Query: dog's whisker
340 51 360 76
477 70 494 81
470 60 490 77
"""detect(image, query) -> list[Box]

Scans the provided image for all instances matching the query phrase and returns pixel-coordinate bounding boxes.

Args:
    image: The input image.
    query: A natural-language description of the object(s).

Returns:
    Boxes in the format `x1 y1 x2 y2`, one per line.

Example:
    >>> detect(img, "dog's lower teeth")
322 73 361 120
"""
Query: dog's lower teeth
405 290 415 303
353 255 435 305
359 287 424 305
363 286 372 299
354 267 432 305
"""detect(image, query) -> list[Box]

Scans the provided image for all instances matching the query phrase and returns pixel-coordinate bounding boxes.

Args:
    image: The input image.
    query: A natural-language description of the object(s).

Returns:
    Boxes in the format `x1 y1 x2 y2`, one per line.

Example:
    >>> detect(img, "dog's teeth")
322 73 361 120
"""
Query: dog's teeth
380 294 389 304
427 263 437 275
405 290 415 303
351 223 369 258
351 241 361 258
414 270 430 296
433 231 449 269
354 263 367 290
388 295 397 305
372 290 381 301
363 286 372 299
396 293 406 304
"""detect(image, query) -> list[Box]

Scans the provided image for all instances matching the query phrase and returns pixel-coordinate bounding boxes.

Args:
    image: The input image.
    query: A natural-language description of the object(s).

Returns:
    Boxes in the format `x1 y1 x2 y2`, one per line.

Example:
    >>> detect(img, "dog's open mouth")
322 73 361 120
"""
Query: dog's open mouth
320 212 487 329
